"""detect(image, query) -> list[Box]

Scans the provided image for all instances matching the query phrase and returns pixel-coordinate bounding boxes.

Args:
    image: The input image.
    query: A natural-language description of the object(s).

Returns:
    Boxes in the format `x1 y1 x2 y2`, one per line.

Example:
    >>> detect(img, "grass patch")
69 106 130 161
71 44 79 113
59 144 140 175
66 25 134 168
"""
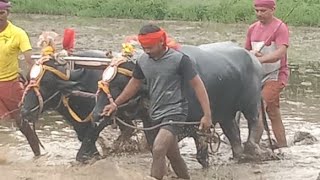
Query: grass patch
10 0 320 26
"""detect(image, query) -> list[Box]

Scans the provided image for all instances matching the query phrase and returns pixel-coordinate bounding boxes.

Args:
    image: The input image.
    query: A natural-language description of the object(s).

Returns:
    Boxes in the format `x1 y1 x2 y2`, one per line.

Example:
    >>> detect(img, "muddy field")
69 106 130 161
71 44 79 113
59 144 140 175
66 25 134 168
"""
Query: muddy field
0 14 320 180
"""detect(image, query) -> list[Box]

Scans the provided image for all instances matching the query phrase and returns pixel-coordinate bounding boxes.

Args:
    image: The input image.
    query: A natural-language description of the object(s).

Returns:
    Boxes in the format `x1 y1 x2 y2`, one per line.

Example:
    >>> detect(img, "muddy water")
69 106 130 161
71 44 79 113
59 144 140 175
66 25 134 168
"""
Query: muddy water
0 14 319 180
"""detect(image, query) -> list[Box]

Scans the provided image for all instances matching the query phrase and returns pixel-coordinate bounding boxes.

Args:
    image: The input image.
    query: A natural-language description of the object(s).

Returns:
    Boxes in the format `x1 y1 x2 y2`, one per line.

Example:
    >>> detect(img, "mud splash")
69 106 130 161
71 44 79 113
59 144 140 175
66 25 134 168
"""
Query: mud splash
0 14 319 180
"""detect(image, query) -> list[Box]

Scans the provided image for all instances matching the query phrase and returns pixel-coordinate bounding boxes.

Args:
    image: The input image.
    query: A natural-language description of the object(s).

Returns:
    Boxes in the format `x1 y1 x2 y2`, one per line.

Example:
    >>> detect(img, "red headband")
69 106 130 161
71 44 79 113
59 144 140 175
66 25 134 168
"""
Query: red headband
254 0 275 9
0 1 11 10
138 28 167 47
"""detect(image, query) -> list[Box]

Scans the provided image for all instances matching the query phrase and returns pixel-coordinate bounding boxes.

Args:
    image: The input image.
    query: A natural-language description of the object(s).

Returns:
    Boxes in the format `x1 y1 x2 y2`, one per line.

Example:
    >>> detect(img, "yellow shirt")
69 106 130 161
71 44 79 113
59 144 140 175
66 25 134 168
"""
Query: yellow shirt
0 21 32 81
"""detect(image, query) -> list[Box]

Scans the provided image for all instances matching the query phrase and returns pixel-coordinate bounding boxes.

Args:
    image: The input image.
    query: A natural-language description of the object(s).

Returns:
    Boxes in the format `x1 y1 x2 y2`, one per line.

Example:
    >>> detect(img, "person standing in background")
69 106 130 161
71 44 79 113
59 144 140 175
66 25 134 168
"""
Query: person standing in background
245 0 289 148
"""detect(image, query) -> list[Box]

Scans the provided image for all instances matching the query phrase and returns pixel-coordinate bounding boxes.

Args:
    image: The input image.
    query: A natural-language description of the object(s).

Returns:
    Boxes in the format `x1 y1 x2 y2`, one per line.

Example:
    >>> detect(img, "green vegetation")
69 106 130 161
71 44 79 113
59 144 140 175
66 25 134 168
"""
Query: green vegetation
10 0 320 26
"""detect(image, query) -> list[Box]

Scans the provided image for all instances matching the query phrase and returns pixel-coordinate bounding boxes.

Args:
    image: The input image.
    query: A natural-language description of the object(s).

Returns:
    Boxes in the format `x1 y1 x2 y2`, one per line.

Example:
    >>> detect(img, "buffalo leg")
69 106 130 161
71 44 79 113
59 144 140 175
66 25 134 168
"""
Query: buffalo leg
76 124 102 162
14 114 40 156
72 121 102 162
192 128 209 168
116 115 135 142
178 125 209 168
243 110 261 155
219 118 243 158
72 122 90 142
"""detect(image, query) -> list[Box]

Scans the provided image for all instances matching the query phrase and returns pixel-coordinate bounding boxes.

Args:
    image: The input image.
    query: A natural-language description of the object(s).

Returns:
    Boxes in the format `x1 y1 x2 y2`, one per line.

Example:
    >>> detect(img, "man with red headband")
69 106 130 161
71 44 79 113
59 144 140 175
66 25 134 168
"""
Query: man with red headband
0 0 39 154
104 24 212 179
245 0 289 148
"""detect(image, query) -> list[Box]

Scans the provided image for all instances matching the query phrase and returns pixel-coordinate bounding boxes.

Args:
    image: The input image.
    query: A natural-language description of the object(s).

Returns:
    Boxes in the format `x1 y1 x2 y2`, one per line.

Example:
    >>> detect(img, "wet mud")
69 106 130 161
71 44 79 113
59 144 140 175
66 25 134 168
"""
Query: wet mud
0 14 319 180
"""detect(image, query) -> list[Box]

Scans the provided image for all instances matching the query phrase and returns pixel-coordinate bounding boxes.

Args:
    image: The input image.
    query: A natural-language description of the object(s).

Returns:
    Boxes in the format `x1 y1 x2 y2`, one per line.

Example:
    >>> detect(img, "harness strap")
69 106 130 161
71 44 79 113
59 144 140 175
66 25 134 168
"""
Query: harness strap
37 56 51 64
43 65 69 80
33 87 44 112
62 96 92 123
96 60 133 105
118 67 133 77
22 56 92 123
20 79 42 107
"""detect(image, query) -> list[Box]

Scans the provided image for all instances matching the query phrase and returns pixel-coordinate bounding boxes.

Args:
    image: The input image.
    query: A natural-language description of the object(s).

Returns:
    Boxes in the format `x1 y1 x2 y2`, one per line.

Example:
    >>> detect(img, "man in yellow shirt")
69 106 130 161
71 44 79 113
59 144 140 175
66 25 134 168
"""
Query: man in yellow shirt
0 0 32 118
0 0 40 156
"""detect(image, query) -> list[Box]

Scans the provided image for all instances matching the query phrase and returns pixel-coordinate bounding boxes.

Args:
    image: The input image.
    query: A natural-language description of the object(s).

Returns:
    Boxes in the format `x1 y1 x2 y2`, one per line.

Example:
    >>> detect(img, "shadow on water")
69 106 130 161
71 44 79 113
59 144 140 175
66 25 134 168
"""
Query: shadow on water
0 14 319 179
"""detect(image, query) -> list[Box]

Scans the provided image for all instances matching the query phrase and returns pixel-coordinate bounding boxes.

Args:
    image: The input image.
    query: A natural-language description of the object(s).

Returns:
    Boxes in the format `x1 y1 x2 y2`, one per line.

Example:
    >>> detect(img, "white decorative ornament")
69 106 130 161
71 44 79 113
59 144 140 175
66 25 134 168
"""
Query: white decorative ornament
29 64 43 79
102 66 117 82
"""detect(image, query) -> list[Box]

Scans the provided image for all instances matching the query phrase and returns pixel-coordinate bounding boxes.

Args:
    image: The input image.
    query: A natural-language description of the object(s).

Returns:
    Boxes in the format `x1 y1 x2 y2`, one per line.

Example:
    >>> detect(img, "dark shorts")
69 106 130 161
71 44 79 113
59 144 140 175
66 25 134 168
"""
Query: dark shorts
143 115 186 146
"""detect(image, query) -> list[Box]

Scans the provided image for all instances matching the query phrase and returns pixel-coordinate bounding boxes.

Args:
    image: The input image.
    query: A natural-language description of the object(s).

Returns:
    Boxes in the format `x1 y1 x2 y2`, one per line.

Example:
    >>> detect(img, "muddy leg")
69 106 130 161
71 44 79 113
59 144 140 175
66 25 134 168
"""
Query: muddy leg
188 126 209 168
142 120 158 151
152 128 189 180
262 81 287 147
246 115 261 145
177 126 209 168
266 105 287 148
253 106 264 144
243 110 262 155
117 117 135 141
166 135 190 179
220 119 243 158
76 137 100 162
72 123 89 142
76 123 102 162
14 114 40 156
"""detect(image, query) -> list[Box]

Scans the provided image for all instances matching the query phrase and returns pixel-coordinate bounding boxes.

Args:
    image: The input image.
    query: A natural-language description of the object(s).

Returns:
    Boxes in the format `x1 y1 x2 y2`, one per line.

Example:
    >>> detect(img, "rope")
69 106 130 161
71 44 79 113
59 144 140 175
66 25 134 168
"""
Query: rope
30 91 61 113
115 117 200 131
0 108 20 120
114 117 223 154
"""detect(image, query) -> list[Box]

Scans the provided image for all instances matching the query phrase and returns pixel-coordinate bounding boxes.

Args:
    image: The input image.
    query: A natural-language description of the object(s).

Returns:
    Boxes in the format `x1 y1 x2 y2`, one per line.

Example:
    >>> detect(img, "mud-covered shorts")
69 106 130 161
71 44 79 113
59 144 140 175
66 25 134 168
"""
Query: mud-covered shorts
143 115 186 146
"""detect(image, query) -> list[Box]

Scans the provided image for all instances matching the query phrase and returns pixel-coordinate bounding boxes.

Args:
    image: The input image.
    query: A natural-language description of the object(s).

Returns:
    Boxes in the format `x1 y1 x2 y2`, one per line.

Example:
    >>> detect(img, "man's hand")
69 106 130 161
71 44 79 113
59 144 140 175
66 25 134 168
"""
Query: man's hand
199 115 212 131
250 50 264 57
250 44 288 64
250 50 265 63
101 102 117 116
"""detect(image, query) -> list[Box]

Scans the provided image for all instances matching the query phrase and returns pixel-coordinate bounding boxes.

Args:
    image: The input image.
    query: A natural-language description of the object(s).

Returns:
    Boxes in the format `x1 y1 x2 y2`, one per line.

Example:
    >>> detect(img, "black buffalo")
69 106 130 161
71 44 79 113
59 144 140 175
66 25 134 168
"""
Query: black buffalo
20 51 135 162
89 42 263 168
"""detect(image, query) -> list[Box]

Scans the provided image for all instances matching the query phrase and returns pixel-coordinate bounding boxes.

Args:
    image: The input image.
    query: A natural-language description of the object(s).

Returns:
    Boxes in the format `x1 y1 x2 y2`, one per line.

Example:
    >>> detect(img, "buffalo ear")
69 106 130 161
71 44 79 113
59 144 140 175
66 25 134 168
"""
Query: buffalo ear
56 79 81 94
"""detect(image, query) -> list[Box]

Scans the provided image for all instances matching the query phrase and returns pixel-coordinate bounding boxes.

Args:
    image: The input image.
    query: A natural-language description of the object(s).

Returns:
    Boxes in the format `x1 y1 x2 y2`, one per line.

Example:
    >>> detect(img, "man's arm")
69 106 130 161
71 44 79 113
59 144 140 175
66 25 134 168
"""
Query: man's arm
22 50 33 71
245 29 252 50
103 62 145 116
258 44 287 63
19 31 33 71
179 55 212 130
189 75 211 118
103 77 142 116
115 61 145 105
114 77 143 106
258 23 289 64
245 24 257 51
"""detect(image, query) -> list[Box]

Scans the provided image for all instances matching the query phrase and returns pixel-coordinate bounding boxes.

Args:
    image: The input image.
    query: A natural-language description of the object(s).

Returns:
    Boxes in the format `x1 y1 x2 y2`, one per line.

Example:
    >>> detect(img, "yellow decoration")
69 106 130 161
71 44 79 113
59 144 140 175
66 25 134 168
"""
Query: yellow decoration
38 31 57 57
121 43 135 57
41 46 55 56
